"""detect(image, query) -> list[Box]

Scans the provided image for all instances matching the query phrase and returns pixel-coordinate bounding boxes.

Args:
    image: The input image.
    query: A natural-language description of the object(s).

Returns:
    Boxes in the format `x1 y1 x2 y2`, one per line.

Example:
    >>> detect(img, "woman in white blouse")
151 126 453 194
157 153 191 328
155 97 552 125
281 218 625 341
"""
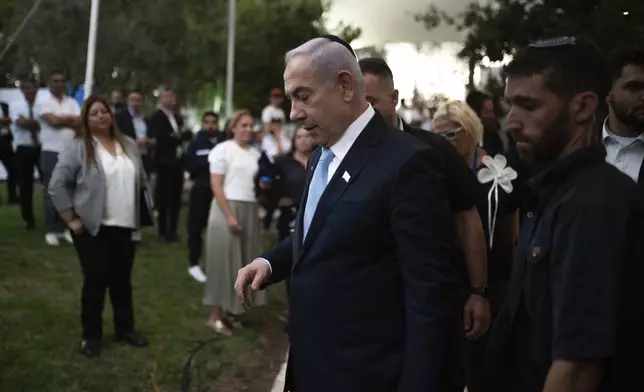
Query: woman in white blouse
204 109 266 335
48 96 152 358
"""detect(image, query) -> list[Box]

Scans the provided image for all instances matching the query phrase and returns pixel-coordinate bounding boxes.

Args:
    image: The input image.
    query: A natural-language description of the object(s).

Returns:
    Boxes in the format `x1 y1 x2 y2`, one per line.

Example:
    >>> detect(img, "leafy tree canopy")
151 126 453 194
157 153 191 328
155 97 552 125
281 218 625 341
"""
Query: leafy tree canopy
0 0 360 115
416 0 644 77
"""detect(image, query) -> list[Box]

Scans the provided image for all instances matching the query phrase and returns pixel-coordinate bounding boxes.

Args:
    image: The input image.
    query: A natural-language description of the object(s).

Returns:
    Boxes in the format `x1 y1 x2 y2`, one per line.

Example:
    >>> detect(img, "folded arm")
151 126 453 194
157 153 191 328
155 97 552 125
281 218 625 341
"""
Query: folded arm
42 113 80 129
16 116 40 131
391 149 458 391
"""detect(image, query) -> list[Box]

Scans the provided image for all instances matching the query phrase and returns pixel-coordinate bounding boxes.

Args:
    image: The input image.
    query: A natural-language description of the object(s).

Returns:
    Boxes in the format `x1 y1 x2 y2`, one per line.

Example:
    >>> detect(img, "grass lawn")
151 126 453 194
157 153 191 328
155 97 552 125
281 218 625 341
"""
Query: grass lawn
0 187 288 392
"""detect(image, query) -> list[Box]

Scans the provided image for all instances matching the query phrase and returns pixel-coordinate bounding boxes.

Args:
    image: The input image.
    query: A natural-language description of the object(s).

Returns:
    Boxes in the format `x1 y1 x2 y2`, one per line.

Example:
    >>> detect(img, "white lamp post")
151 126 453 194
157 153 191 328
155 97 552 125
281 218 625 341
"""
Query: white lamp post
83 0 100 99
224 0 236 118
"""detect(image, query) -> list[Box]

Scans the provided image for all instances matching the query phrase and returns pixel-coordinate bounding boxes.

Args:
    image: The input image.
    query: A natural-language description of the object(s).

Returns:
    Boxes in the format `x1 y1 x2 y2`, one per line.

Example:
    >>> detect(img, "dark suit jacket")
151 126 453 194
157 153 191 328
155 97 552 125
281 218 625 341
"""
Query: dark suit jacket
148 108 191 167
115 109 150 141
262 112 460 392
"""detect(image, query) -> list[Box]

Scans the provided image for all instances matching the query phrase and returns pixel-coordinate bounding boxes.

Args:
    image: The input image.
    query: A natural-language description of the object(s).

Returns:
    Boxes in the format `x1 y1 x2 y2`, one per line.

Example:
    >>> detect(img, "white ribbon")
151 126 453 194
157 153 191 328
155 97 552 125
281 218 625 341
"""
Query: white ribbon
477 154 518 249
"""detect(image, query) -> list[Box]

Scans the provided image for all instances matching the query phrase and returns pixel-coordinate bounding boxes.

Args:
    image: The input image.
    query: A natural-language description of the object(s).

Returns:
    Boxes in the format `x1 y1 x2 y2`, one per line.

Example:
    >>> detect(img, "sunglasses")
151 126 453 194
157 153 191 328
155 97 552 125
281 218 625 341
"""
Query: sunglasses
434 127 464 140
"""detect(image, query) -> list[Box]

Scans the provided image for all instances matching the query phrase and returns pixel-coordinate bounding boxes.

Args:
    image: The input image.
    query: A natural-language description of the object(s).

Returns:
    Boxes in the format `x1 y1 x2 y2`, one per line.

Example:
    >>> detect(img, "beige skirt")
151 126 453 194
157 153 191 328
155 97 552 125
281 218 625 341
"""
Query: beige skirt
203 199 267 314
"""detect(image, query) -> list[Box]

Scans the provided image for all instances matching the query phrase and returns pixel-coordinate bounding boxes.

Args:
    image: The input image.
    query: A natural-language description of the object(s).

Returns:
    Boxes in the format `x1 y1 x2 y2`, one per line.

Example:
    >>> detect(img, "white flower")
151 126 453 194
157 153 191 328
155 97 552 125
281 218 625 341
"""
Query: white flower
476 154 518 249
477 154 518 193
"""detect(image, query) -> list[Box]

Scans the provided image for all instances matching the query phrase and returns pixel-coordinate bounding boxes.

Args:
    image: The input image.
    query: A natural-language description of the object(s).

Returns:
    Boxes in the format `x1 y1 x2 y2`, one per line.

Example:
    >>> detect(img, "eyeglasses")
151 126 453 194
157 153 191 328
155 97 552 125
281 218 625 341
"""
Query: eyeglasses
434 127 464 140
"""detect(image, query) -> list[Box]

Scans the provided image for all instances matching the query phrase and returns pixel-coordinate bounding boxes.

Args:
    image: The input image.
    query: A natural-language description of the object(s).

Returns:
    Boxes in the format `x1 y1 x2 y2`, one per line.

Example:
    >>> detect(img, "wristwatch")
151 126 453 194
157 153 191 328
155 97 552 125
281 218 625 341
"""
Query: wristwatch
470 286 489 298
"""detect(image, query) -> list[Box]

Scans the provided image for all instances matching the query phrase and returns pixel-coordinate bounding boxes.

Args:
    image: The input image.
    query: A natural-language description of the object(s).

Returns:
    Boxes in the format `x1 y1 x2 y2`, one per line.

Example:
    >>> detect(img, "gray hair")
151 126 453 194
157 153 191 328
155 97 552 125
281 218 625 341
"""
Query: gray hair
285 38 363 88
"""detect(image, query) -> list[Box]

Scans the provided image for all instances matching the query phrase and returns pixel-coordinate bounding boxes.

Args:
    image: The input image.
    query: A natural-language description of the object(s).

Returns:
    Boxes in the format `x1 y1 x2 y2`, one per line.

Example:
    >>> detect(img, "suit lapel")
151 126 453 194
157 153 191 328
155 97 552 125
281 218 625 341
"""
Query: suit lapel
295 114 385 265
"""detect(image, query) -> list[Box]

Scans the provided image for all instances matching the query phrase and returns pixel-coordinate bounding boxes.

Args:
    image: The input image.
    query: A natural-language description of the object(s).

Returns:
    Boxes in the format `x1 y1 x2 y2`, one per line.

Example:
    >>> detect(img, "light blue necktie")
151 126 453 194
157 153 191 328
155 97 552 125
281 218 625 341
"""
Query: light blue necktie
303 148 334 240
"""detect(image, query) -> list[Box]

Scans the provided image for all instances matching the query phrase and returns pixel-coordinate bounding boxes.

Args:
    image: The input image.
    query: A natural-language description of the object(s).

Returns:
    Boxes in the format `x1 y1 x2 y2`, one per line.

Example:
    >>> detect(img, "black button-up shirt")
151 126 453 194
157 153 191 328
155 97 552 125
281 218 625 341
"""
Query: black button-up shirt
487 144 644 392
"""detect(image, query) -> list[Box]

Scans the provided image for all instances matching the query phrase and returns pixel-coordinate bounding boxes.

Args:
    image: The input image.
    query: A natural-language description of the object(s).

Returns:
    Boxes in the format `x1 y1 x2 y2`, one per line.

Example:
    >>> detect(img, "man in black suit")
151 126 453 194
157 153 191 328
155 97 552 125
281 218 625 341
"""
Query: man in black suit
149 88 192 243
603 44 644 190
360 57 491 391
0 101 19 204
235 36 459 392
115 91 154 175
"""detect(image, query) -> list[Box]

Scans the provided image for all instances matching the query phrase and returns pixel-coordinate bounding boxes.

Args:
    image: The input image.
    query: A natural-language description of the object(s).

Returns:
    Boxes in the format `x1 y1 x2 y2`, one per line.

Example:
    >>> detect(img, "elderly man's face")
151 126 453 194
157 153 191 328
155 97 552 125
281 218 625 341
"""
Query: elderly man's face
284 55 348 147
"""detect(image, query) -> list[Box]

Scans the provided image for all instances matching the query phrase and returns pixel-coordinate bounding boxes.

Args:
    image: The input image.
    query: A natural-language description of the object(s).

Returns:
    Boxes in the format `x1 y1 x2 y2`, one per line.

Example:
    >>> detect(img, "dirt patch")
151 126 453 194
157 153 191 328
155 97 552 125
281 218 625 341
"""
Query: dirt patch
189 301 289 392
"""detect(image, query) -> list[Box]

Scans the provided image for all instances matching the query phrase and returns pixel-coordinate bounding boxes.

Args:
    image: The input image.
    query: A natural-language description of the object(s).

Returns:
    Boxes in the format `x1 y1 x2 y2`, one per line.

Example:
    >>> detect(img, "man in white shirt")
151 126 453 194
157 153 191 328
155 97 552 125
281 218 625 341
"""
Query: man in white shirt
261 88 286 128
261 89 290 160
10 78 43 229
38 70 81 246
604 45 644 185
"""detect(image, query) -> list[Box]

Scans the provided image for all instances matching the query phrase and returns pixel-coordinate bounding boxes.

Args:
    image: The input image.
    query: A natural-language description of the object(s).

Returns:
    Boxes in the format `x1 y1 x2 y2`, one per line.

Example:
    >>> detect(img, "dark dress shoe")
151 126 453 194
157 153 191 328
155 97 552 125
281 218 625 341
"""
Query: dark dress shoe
25 221 35 231
81 340 101 358
117 332 148 348
158 235 169 244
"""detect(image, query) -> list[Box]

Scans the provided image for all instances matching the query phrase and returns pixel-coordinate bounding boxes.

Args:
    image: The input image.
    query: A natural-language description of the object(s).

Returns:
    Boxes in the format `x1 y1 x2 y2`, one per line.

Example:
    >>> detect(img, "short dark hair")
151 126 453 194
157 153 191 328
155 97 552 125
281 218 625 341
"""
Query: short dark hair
504 37 611 100
608 45 644 81
465 90 491 116
20 77 38 88
359 57 394 83
49 70 66 79
202 111 219 121
128 89 144 97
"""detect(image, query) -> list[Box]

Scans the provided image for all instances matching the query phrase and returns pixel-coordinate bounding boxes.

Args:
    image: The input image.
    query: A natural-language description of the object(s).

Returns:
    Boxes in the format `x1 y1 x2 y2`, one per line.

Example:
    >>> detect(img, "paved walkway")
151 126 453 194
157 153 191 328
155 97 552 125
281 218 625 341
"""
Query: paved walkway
267 356 469 392
269 353 288 392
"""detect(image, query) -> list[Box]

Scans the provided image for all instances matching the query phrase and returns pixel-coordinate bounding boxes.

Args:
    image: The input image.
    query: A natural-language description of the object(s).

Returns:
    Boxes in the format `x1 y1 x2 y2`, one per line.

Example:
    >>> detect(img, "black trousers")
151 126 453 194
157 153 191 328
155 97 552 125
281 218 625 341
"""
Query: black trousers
15 145 42 224
187 181 212 266
0 139 18 202
155 164 184 238
140 154 153 177
464 283 507 392
72 226 136 341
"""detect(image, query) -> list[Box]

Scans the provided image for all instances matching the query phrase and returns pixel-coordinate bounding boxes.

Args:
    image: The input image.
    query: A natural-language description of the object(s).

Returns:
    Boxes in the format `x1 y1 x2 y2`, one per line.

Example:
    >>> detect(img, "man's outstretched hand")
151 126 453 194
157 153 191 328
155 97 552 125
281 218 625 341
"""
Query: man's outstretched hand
234 259 271 308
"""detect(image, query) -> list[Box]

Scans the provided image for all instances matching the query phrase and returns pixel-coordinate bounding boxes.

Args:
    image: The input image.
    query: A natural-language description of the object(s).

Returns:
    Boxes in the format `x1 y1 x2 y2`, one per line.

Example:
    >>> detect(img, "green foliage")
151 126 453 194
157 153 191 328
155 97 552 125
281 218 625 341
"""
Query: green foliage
416 0 644 66
0 187 289 391
0 0 361 115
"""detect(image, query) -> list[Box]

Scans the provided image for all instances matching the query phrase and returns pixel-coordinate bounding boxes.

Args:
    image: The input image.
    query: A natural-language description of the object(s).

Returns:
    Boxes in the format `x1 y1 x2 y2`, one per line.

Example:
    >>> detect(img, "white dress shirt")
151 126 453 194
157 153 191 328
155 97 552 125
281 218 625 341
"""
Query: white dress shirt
130 108 148 154
9 97 39 149
602 119 644 183
37 91 81 153
160 106 179 133
260 105 375 272
96 140 137 228
324 105 375 184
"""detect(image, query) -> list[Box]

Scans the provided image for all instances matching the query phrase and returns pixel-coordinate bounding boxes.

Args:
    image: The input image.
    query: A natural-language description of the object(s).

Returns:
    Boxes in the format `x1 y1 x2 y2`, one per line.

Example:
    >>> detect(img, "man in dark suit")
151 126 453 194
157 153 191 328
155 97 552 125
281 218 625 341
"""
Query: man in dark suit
360 57 491 391
0 101 19 204
235 36 459 392
149 88 192 243
115 91 154 175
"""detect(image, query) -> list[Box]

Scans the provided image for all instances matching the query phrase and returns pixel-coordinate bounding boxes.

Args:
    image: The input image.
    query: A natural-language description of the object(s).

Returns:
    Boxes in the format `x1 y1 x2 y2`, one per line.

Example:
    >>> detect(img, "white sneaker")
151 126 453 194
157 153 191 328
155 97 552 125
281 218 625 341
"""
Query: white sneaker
188 265 207 283
59 230 74 244
45 233 60 246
